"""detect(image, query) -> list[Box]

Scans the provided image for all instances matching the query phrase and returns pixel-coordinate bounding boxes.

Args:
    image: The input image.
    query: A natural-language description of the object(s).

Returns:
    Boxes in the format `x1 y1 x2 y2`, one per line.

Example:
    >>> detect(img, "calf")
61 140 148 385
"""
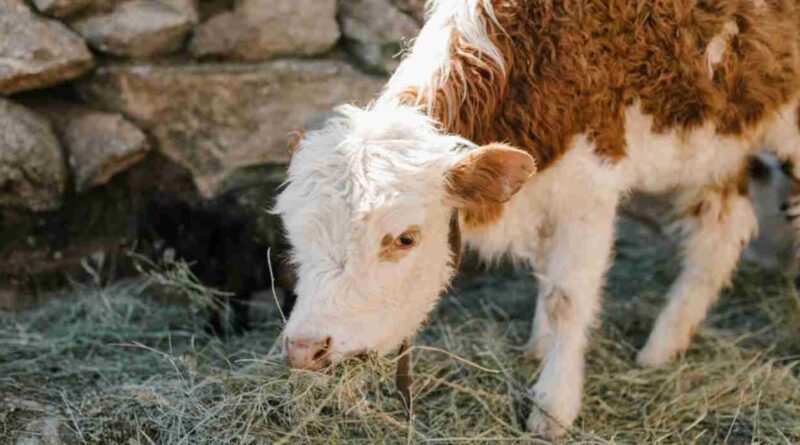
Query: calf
275 0 800 438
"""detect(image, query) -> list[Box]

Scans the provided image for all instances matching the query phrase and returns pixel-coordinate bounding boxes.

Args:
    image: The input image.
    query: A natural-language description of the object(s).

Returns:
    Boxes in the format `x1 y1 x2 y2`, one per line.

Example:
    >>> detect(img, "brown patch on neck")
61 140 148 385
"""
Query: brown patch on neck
399 1 800 170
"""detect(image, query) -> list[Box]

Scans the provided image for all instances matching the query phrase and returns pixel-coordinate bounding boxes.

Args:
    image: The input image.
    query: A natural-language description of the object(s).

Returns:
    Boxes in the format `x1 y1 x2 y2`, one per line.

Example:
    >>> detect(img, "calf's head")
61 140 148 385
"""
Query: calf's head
275 104 535 369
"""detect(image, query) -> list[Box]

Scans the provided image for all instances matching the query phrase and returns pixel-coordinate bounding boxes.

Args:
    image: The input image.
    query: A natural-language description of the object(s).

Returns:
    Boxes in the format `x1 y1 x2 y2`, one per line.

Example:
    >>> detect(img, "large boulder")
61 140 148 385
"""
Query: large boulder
72 0 195 58
189 0 339 61
338 0 420 73
0 98 65 212
0 0 94 95
79 60 384 196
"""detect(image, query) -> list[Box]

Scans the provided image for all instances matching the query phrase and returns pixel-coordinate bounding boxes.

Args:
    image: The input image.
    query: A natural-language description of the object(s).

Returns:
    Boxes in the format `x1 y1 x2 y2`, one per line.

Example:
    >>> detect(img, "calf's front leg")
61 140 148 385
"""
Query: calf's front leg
526 183 618 438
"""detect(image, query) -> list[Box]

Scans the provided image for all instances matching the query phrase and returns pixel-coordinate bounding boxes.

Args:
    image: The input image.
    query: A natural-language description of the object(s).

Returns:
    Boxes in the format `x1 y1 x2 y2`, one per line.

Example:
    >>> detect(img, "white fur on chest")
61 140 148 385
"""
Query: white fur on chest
464 135 622 263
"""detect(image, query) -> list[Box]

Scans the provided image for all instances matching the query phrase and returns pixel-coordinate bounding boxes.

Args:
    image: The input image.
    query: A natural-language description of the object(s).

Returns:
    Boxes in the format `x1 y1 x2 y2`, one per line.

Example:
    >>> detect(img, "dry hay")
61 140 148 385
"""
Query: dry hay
1 219 799 444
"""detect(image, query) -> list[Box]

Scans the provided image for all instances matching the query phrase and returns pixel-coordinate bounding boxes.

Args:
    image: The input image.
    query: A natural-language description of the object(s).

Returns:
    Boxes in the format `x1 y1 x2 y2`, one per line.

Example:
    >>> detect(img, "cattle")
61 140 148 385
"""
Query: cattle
274 0 800 438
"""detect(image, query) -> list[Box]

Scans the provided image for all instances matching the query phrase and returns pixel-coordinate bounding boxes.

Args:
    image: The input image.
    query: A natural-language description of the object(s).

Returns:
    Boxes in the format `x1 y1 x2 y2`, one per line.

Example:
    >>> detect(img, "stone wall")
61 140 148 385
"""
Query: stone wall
0 0 423 306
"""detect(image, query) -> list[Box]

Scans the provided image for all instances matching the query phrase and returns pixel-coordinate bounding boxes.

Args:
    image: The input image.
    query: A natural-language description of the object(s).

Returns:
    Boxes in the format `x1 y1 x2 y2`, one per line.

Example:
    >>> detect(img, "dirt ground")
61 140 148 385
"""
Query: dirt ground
1 215 799 444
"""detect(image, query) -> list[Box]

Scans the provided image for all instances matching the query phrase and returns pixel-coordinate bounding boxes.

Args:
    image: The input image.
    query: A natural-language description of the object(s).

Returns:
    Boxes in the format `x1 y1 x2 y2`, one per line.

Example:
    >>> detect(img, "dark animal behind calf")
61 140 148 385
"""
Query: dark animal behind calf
136 196 296 336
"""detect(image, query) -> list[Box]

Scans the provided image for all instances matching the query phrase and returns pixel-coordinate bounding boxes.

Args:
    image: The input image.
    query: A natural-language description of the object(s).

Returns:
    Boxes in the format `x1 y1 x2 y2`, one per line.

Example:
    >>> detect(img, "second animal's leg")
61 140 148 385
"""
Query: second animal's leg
231 294 251 335
207 298 225 338
637 181 756 367
225 261 251 336
783 179 800 291
762 99 800 284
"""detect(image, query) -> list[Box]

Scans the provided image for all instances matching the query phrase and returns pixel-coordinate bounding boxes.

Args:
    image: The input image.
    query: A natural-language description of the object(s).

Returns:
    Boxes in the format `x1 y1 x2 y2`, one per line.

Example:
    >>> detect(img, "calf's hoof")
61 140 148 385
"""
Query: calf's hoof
636 336 687 368
636 346 668 368
526 409 567 440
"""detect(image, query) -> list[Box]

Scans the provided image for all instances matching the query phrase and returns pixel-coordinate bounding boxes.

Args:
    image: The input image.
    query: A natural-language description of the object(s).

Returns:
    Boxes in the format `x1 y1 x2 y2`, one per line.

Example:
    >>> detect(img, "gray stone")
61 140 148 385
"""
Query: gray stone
0 0 94 95
189 0 339 61
31 0 93 18
65 113 149 193
0 98 65 211
79 60 383 197
33 103 150 193
72 0 194 58
339 0 420 73
34 0 127 18
25 100 150 193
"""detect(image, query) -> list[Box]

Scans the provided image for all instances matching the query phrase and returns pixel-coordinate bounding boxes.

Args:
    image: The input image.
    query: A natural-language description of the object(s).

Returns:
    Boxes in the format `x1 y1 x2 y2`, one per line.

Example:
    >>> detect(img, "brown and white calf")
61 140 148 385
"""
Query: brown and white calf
275 0 800 438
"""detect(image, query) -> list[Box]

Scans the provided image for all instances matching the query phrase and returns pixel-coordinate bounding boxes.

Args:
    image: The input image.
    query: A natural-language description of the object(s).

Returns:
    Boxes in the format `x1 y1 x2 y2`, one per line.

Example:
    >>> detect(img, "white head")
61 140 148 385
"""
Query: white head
275 103 535 369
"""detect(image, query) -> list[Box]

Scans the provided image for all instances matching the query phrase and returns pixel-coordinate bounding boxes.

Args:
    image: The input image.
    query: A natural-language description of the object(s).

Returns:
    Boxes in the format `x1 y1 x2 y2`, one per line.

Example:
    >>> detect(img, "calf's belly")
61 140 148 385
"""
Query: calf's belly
620 106 752 194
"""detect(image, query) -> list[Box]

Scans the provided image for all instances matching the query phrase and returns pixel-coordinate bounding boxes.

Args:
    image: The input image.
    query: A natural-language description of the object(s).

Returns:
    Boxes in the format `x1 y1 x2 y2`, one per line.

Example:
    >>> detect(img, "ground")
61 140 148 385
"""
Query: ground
1 216 799 444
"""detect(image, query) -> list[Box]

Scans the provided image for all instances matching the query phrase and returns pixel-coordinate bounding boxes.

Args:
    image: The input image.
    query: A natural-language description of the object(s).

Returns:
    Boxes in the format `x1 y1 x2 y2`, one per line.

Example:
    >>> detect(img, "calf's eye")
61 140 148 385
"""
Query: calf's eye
395 229 420 249
379 227 421 261
397 234 415 247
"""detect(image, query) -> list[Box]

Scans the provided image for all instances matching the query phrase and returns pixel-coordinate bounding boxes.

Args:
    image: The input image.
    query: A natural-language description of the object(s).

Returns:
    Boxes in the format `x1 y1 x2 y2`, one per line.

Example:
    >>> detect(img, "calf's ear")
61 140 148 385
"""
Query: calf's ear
286 129 306 154
445 143 536 205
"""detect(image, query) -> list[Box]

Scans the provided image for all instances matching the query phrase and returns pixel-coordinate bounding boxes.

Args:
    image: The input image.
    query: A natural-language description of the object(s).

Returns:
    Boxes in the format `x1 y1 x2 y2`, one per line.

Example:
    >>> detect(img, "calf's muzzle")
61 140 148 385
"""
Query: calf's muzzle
285 336 332 370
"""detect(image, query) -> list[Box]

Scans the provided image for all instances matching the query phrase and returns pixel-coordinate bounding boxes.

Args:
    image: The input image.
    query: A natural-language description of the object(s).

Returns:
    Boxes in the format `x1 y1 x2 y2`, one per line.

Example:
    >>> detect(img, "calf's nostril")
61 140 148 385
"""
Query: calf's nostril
312 336 332 362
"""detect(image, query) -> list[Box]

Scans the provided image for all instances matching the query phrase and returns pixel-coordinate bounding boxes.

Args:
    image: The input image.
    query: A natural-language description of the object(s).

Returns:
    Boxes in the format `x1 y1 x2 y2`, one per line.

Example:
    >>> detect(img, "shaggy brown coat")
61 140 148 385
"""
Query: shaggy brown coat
401 0 800 226
402 0 800 167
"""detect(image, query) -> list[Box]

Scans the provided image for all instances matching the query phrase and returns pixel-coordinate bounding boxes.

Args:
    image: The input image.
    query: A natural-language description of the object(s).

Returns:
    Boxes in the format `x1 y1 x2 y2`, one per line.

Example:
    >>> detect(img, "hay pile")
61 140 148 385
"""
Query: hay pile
1 219 799 444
